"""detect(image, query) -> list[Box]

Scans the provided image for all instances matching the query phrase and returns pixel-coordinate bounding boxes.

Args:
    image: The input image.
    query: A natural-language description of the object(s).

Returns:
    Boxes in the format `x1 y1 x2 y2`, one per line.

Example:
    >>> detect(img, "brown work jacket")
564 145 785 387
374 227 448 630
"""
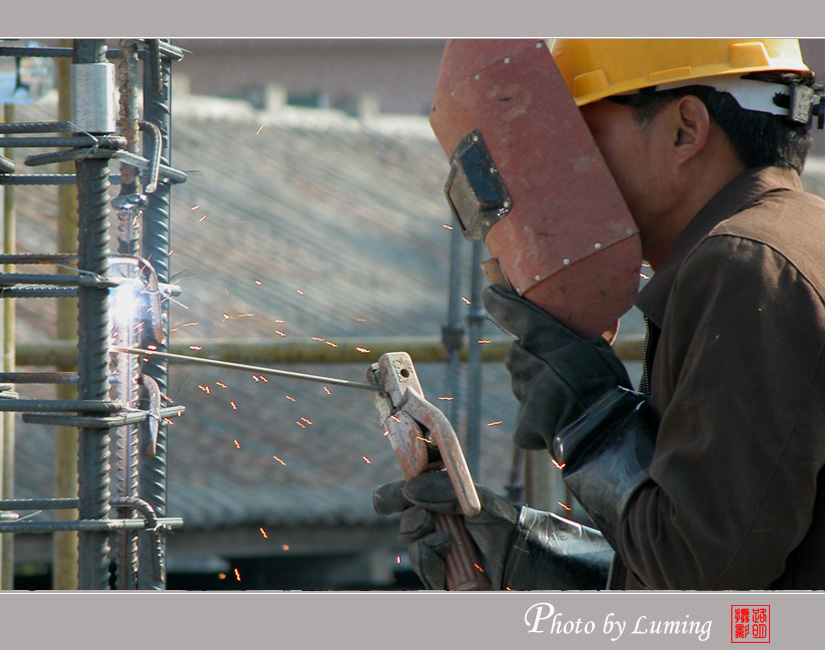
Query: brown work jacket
616 166 825 589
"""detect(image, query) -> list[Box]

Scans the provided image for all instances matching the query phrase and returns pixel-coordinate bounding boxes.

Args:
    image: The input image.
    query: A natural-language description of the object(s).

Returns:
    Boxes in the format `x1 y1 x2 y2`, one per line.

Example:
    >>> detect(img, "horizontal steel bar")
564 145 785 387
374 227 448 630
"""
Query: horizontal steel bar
22 405 185 428
0 273 115 288
0 516 183 534
0 399 121 413
0 135 126 148
0 498 79 510
1 287 77 298
0 253 78 264
0 42 185 61
0 121 75 134
0 372 77 384
0 174 123 186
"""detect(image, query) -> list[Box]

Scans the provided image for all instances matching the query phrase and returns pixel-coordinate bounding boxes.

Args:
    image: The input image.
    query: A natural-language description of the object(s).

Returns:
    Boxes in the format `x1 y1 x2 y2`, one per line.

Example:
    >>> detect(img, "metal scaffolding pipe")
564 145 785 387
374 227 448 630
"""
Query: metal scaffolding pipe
14 335 646 369
464 241 485 479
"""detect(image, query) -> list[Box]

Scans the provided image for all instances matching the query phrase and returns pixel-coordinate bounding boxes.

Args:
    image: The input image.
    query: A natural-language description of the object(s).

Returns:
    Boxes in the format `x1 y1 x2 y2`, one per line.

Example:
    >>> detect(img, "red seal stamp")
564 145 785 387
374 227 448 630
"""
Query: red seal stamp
731 606 770 643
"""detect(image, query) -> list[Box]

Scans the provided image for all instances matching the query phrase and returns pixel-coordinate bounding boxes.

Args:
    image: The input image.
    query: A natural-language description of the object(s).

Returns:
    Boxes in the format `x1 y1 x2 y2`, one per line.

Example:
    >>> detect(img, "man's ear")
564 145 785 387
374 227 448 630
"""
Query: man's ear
671 95 710 165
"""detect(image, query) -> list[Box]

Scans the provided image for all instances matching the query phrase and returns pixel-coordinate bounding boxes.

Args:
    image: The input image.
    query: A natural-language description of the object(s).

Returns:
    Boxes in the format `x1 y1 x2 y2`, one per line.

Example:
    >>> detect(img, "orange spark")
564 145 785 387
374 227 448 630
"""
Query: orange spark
253 375 260 382
296 421 306 429
198 214 207 223
396 556 401 565
356 318 367 323
285 395 296 402
312 337 325 342
487 420 503 427
254 280 262 286
189 345 202 351
234 568 241 582
442 224 454 230
260 376 268 383
190 204 200 211
238 313 254 318
282 544 290 551
274 319 285 324
260 527 268 538
234 439 241 449
230 401 237 410
222 313 232 320
474 563 485 573
218 573 226 580
362 456 372 464
300 417 312 425
558 501 572 512
256 125 265 135
355 347 370 354
198 384 211 394
325 341 338 348
323 386 331 395
274 330 286 337
273 455 287 466
296 289 304 296
216 382 228 389
461 296 471 305
438 396 454 401
551 459 566 471
478 339 492 344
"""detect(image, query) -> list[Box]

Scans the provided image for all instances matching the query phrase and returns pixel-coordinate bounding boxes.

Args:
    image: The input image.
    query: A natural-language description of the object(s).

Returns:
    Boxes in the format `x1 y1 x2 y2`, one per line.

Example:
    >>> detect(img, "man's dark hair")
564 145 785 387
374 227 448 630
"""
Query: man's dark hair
616 72 816 174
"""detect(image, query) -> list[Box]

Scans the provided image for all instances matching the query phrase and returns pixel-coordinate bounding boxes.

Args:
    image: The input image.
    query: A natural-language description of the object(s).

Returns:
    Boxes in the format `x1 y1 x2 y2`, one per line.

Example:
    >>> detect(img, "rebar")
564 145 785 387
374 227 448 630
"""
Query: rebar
74 39 113 591
0 516 183 534
0 121 76 134
0 399 119 412
112 43 144 586
0 174 123 186
0 135 125 148
138 44 172 589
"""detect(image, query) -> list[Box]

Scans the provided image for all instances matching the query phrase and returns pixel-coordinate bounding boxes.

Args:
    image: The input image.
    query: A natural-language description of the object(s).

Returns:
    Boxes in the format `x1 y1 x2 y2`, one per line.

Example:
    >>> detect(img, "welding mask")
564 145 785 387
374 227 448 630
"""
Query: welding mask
430 39 642 340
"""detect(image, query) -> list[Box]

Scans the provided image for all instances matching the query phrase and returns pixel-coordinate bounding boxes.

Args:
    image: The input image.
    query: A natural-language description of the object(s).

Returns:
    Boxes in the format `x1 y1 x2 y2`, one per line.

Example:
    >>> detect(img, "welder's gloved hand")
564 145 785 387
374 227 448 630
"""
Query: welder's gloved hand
372 470 613 590
481 285 633 451
373 470 518 590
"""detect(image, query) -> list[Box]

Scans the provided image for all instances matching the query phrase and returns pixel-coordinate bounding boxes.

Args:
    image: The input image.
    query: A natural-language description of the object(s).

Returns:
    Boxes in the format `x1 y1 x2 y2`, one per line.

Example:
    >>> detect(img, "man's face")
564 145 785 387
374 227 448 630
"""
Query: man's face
579 99 671 249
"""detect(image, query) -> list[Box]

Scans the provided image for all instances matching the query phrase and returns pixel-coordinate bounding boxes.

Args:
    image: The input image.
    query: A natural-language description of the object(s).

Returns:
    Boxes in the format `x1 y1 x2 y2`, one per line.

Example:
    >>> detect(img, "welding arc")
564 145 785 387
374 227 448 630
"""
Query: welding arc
113 346 383 392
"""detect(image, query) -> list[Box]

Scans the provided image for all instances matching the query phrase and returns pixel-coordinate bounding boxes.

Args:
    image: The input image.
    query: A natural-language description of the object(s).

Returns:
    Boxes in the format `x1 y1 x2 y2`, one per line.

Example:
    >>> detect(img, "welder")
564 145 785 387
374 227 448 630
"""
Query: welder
373 39 825 589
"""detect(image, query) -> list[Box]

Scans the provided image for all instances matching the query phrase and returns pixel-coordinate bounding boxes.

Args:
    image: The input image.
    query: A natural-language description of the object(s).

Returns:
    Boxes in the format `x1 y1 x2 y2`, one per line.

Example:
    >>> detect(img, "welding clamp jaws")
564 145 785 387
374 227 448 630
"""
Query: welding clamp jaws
367 352 490 590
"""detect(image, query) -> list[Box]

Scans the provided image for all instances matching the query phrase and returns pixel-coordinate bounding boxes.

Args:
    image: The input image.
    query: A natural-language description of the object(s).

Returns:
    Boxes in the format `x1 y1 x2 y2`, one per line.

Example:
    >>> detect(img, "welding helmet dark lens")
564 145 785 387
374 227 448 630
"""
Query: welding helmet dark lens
444 130 512 242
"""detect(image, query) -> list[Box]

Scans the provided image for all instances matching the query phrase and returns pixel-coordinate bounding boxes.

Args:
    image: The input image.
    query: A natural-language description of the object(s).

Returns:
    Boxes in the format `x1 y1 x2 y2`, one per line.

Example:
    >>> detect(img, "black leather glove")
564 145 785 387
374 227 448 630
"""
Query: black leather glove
553 386 655 556
481 285 632 450
372 470 613 590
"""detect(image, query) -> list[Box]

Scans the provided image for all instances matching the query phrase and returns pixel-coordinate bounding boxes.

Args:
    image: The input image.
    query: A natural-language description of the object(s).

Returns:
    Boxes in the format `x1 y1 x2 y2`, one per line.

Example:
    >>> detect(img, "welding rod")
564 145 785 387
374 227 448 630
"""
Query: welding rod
113 346 383 392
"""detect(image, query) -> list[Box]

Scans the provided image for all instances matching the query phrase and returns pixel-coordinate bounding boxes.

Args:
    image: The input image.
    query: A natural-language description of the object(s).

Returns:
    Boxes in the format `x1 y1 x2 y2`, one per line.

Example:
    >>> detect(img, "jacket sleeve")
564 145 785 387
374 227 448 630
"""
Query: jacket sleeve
619 233 825 589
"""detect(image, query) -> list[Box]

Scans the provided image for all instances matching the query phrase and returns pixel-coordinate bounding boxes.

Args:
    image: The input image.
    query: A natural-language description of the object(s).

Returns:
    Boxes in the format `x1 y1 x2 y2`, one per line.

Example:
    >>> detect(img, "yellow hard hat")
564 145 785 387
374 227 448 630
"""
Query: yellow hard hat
550 38 810 107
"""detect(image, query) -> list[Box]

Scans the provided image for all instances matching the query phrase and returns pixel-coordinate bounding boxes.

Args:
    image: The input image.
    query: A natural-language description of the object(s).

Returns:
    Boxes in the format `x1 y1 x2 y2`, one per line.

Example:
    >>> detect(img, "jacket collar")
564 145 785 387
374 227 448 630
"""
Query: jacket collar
634 166 803 328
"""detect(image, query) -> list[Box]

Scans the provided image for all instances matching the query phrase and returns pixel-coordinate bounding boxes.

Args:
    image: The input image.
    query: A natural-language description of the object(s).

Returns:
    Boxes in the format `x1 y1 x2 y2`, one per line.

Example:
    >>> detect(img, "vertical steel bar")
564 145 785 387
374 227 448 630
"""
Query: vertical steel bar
442 221 465 424
464 240 485 479
111 39 141 590
138 41 172 589
74 39 113 590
